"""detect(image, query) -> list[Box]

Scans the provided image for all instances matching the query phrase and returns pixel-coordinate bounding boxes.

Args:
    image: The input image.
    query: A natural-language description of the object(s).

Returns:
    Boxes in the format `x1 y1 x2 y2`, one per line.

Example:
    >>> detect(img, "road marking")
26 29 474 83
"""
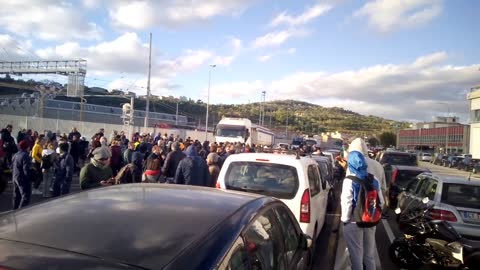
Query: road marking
382 219 395 243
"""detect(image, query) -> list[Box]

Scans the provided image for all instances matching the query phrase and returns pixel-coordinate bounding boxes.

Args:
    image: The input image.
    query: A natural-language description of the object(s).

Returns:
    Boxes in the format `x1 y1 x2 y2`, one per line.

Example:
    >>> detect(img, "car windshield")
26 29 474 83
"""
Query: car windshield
224 161 299 199
382 154 417 166
215 125 245 138
441 183 480 209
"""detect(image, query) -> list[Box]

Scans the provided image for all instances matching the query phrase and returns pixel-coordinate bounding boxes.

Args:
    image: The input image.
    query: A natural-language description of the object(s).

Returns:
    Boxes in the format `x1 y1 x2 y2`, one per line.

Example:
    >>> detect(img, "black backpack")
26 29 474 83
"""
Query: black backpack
346 174 382 227
41 154 53 169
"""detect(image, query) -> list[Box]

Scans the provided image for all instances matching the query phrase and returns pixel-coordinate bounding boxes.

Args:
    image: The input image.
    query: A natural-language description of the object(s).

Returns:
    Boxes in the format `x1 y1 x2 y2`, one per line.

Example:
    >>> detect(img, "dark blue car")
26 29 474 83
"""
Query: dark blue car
0 184 312 270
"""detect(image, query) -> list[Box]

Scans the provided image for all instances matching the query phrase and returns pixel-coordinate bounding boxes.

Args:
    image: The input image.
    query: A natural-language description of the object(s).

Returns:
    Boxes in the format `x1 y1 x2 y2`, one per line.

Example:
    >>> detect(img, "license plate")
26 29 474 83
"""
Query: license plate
462 211 480 220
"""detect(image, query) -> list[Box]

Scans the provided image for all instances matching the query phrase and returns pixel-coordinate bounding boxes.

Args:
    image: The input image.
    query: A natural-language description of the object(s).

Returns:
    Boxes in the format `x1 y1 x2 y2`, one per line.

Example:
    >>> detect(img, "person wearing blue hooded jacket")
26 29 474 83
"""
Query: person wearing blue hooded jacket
340 150 384 270
174 145 210 186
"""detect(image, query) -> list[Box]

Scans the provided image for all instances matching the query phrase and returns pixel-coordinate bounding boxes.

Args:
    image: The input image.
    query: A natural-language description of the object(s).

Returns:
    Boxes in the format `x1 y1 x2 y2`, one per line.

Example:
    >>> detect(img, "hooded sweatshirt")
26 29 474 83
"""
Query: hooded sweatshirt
174 145 209 186
347 138 387 196
340 150 384 223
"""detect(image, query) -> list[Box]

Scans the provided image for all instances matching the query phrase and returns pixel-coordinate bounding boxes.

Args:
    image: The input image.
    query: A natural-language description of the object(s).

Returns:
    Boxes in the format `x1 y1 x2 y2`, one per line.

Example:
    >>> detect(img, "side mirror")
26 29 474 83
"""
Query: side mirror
300 234 313 250
422 197 430 204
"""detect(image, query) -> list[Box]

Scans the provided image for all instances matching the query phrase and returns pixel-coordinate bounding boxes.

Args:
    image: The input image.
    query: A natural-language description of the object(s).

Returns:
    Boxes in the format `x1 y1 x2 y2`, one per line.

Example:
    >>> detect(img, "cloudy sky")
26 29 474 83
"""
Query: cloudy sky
0 0 479 123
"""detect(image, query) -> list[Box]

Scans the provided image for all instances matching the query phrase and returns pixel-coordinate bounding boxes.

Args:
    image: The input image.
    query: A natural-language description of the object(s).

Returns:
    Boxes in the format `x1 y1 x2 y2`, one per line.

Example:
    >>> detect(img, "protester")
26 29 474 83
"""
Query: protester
341 150 384 270
12 140 32 209
348 138 387 214
206 152 220 187
162 142 186 183
41 142 57 198
80 146 114 190
144 145 164 183
31 137 44 195
174 145 209 186
123 141 136 165
69 135 81 174
1 124 16 169
53 143 74 197
68 127 81 141
109 137 123 176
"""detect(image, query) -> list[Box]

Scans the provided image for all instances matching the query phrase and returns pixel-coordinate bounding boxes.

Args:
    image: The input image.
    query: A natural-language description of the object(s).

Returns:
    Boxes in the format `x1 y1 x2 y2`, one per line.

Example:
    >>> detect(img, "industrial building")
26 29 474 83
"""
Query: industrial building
397 116 470 154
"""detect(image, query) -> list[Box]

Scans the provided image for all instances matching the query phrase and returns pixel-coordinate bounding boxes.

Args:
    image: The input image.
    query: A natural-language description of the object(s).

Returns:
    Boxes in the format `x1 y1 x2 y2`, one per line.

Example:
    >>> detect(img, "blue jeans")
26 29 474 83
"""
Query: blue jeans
13 180 31 209
343 223 376 270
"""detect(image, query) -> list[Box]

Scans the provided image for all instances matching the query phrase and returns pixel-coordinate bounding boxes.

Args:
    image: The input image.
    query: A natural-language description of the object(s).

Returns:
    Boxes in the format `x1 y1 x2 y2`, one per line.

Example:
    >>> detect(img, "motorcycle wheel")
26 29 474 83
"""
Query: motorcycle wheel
389 239 423 269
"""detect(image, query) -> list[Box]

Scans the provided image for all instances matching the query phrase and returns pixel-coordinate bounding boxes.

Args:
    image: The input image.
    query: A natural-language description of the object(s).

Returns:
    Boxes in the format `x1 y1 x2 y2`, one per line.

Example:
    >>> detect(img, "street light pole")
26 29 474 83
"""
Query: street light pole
144 32 152 130
205 64 216 141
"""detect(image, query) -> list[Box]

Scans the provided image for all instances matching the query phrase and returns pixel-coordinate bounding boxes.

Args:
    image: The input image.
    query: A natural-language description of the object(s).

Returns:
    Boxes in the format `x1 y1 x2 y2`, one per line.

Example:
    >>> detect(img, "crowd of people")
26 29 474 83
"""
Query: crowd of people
0 123 388 269
0 125 261 210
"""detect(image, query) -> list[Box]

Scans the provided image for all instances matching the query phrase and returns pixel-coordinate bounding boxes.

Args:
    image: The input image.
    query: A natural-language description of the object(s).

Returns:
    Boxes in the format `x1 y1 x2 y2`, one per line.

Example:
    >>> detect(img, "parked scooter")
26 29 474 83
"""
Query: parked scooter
389 197 480 269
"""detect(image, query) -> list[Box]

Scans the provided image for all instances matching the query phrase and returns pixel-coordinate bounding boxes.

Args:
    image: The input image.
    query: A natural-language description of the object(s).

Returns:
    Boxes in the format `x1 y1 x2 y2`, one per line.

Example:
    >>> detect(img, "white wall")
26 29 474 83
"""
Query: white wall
0 114 215 142
470 124 480 159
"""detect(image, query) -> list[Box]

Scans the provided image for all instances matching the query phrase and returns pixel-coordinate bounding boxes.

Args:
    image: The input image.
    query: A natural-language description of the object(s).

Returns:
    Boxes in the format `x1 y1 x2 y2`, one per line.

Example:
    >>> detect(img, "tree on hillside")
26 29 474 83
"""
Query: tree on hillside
379 132 396 147
368 137 380 147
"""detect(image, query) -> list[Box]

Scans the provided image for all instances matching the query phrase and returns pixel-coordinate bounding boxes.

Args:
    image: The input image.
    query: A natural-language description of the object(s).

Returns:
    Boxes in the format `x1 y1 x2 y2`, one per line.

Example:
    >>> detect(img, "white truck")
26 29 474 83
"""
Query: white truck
214 117 274 146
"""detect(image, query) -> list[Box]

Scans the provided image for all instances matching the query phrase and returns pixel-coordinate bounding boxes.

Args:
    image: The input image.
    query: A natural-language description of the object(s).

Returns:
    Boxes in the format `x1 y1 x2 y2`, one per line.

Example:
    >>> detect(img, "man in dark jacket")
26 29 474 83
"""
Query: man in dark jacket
53 143 74 197
174 145 209 186
80 146 113 190
162 142 186 183
12 140 31 209
1 124 16 169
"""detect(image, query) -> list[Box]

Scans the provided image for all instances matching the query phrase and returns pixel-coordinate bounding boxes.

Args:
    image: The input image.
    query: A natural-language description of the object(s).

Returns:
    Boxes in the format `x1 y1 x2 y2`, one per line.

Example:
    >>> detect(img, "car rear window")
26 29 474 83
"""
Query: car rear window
396 170 427 187
441 183 480 209
224 161 299 199
423 153 432 157
382 154 417 166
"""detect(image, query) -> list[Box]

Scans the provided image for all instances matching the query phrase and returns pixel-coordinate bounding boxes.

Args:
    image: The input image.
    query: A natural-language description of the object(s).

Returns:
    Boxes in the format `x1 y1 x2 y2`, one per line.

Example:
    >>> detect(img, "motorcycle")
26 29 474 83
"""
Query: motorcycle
389 197 480 269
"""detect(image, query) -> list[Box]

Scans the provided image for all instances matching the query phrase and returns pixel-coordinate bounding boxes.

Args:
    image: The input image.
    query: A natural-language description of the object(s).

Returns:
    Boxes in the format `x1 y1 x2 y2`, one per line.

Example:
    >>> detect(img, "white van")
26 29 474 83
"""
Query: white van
217 153 330 240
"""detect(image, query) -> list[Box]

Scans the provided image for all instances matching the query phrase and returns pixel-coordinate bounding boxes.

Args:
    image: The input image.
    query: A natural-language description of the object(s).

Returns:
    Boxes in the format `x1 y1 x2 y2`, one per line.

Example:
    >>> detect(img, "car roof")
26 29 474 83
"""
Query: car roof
225 152 315 165
382 151 413 155
0 184 265 269
392 165 430 171
420 173 480 185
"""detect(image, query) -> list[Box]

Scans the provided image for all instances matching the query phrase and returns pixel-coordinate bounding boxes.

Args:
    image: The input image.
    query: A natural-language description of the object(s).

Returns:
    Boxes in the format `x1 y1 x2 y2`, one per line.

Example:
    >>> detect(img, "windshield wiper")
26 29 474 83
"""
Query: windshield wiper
227 185 266 193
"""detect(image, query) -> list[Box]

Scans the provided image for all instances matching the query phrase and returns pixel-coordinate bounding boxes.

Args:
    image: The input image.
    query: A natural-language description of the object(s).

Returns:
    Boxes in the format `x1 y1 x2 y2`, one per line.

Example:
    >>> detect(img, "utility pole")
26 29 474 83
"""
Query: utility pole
286 108 289 139
144 32 152 130
205 64 216 141
261 90 266 126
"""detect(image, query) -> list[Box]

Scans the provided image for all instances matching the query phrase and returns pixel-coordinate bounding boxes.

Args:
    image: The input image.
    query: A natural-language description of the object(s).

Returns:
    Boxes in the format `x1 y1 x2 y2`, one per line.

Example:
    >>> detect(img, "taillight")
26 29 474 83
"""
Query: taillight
300 189 310 223
215 181 220 189
391 169 399 185
429 209 458 222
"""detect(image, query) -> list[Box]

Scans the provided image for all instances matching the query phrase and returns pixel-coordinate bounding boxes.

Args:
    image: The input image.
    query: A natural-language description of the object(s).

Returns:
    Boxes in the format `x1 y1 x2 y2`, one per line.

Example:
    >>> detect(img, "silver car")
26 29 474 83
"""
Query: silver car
398 173 480 239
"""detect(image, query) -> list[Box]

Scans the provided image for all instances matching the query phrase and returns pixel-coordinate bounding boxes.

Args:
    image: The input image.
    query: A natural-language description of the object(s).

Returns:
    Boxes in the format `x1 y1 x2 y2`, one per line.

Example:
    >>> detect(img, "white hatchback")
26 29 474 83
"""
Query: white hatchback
217 153 330 240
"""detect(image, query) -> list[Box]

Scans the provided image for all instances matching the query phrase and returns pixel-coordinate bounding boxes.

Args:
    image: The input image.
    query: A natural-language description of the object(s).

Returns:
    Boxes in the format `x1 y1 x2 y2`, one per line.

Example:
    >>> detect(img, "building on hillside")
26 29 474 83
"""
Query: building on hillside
468 86 480 158
397 116 470 154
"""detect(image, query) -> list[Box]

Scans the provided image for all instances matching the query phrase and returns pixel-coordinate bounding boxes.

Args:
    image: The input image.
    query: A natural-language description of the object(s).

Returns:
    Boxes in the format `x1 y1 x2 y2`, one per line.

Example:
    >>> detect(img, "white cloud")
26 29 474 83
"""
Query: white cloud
109 0 258 29
257 55 272 62
270 3 332 27
0 0 102 41
354 0 443 33
83 0 100 8
0 34 34 60
34 33 237 95
209 52 480 121
251 29 308 49
256 48 296 62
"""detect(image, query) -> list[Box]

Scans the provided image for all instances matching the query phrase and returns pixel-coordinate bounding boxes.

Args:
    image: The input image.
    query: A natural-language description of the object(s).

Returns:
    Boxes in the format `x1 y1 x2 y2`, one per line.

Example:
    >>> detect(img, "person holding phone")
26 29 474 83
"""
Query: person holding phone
80 146 113 190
